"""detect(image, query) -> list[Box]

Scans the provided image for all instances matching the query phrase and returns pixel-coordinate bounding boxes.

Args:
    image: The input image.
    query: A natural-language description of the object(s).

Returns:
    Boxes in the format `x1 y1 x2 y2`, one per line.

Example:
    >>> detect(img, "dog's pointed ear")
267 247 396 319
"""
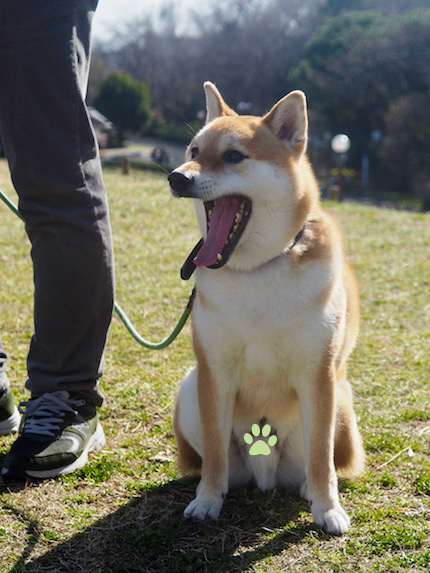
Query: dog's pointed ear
204 81 237 124
263 91 308 155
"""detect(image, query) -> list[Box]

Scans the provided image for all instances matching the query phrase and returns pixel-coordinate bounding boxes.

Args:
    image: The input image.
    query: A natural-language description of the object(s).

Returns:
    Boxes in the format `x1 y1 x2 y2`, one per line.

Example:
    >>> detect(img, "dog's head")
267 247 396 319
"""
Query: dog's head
168 82 318 272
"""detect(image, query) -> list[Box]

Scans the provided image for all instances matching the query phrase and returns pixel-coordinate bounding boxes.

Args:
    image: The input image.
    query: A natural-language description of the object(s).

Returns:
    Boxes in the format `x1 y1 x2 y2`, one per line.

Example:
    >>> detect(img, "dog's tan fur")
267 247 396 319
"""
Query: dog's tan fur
170 82 364 534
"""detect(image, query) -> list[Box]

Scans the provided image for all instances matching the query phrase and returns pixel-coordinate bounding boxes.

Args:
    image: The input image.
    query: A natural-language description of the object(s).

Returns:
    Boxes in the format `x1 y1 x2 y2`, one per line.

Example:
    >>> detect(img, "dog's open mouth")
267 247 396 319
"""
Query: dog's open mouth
194 195 252 269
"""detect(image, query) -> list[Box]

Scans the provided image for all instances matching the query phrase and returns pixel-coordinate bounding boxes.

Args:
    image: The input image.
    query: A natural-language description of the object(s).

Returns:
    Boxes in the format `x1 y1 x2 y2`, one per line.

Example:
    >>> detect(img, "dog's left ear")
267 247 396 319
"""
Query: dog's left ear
263 91 308 156
204 81 238 124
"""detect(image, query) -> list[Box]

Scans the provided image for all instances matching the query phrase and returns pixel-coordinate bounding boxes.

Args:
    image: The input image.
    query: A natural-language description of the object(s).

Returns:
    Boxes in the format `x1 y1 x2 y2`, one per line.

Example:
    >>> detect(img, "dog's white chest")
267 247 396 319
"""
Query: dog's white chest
194 258 334 381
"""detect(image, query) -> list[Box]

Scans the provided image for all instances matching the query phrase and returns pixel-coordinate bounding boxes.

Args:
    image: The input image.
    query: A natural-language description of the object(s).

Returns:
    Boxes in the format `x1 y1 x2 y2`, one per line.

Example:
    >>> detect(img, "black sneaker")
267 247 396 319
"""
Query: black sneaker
1 390 105 479
0 388 20 436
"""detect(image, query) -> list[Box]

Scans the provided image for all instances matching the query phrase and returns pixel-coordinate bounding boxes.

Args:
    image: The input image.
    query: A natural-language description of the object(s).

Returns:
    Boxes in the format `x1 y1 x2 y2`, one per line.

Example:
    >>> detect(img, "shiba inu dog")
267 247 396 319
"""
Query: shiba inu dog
168 82 364 535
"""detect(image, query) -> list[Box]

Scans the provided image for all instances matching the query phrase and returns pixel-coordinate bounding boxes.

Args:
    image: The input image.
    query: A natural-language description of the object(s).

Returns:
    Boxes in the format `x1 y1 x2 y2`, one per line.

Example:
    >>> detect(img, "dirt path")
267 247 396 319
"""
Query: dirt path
100 137 186 168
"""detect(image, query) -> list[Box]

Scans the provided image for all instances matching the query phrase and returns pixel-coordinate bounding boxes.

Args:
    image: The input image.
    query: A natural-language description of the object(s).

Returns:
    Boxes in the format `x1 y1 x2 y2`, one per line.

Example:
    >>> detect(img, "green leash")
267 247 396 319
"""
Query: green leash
0 188 194 350
0 188 21 220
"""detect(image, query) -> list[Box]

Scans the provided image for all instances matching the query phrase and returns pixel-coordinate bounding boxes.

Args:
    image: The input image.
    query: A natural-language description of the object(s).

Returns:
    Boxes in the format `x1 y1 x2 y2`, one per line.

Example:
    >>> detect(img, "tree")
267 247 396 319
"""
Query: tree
290 8 430 192
380 93 430 193
291 10 386 137
87 47 110 104
322 0 430 16
94 72 151 138
112 0 321 124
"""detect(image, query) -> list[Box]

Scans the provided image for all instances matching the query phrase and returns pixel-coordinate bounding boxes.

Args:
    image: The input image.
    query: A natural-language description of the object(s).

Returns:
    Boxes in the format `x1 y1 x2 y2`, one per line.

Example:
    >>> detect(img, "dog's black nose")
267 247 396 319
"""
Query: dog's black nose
168 171 195 197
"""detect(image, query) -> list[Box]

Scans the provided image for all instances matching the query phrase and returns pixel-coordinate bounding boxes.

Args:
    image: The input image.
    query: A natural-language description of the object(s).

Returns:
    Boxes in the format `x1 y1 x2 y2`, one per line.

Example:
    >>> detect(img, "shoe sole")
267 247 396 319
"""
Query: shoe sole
25 422 106 479
0 407 21 436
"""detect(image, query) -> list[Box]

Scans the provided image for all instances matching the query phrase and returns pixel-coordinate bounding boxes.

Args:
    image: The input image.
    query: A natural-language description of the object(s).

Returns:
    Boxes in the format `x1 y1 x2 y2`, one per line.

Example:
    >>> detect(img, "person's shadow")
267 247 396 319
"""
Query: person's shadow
2 472 320 573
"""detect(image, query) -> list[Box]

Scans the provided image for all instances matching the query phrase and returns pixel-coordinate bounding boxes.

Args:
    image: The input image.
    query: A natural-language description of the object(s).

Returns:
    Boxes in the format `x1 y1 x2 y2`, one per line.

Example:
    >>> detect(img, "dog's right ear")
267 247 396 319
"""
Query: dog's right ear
204 82 237 124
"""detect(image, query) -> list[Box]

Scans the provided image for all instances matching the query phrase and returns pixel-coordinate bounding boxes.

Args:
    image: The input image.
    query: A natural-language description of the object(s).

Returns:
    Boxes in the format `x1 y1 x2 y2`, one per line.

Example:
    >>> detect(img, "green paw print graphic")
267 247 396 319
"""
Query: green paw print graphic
244 424 277 456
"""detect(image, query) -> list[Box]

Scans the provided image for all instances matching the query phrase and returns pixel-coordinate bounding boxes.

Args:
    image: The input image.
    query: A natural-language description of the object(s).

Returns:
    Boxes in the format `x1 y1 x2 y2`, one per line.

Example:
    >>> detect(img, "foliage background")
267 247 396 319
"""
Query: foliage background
89 0 430 195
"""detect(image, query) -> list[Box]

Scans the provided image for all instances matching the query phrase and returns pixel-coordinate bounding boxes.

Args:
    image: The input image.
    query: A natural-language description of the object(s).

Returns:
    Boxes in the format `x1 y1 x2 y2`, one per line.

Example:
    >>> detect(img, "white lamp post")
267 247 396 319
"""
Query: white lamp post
330 134 350 201
331 134 351 154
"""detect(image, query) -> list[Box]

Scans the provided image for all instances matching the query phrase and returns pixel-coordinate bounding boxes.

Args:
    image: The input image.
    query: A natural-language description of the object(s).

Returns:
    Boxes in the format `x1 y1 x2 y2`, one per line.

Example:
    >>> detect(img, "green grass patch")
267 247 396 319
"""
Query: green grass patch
378 473 398 488
414 473 430 496
346 525 426 557
365 431 407 453
123 526 176 558
60 457 124 484
400 408 430 422
368 551 430 573
42 530 60 542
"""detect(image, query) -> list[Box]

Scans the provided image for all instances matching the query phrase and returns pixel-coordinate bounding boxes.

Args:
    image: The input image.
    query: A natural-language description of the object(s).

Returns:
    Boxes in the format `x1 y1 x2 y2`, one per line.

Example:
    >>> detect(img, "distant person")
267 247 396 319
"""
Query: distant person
151 146 170 165
0 0 114 478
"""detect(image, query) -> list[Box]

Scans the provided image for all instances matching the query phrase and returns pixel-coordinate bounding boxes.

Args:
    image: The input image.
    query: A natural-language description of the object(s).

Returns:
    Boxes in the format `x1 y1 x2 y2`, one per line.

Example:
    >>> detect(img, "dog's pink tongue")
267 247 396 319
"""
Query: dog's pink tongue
194 197 241 267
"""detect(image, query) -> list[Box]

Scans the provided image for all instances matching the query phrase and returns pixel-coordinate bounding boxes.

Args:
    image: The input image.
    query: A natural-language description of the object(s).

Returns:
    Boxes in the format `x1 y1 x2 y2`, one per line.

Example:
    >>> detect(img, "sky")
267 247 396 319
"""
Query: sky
92 0 201 42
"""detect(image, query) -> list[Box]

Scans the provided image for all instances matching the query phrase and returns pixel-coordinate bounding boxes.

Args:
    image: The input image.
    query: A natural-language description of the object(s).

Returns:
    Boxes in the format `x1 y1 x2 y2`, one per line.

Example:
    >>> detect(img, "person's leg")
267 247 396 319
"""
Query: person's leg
0 0 113 477
0 0 114 407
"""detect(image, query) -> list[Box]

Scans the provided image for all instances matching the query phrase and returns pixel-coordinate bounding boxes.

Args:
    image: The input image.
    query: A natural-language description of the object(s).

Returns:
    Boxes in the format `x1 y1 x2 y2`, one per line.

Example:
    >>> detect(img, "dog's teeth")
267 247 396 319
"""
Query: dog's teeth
233 224 239 232
208 210 213 217
229 233 234 240
235 212 243 223
217 253 223 262
240 201 245 211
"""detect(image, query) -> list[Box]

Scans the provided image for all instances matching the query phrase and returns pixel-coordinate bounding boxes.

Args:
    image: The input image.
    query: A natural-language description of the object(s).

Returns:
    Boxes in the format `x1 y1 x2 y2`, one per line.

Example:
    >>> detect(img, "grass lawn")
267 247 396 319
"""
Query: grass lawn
0 159 429 573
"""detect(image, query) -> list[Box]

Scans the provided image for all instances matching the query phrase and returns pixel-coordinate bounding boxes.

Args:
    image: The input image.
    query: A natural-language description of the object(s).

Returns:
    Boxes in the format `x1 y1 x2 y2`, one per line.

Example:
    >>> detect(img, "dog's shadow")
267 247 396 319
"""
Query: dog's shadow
4 475 320 573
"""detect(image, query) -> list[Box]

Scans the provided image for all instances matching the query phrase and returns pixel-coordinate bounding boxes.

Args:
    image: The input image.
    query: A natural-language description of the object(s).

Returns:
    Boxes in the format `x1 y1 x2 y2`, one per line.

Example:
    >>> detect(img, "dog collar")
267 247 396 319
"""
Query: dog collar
286 224 307 253
181 225 307 281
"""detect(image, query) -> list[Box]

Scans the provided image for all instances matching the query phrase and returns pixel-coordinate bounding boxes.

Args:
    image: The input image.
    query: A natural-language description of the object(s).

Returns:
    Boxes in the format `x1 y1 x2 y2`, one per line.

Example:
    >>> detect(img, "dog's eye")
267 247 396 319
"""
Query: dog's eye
190 147 199 159
223 150 248 164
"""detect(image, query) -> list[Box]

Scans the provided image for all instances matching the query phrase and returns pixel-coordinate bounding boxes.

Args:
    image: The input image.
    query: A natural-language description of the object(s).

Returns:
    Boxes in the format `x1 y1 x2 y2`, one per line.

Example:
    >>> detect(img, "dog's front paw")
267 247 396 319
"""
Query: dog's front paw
313 505 350 535
183 495 224 520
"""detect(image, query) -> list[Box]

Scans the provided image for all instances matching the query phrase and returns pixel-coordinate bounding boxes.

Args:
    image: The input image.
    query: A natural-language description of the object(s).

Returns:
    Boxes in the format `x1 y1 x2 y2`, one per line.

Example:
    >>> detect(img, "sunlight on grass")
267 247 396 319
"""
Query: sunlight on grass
0 160 429 572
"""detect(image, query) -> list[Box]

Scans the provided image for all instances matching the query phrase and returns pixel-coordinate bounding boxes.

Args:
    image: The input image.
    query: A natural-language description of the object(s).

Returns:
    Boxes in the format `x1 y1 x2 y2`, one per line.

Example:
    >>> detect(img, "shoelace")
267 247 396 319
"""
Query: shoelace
18 391 86 438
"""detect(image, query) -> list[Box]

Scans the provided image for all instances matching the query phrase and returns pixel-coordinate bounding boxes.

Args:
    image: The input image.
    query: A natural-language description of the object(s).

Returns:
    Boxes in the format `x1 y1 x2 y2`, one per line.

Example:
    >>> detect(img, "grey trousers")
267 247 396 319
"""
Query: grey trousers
0 0 114 406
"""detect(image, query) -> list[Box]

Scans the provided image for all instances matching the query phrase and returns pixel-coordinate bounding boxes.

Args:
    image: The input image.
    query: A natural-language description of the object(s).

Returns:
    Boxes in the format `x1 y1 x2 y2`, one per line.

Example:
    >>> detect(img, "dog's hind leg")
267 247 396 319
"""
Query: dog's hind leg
228 436 253 490
174 368 203 474
334 369 365 478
